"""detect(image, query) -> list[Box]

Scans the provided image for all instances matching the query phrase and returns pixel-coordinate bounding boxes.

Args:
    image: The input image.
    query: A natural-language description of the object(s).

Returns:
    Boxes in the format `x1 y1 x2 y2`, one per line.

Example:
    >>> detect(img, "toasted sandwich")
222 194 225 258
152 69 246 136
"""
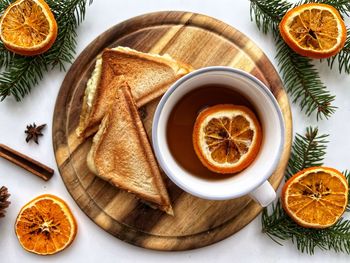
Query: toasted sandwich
87 82 173 215
77 46 192 137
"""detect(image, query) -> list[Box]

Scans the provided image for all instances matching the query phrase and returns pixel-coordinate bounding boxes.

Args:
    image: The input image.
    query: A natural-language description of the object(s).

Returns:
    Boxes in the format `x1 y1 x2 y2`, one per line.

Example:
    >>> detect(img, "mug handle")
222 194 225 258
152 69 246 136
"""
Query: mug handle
249 181 276 207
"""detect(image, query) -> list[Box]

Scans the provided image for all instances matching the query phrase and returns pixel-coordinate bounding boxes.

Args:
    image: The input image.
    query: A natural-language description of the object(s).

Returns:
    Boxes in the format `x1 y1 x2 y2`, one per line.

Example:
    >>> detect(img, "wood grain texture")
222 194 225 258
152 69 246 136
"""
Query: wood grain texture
52 11 292 251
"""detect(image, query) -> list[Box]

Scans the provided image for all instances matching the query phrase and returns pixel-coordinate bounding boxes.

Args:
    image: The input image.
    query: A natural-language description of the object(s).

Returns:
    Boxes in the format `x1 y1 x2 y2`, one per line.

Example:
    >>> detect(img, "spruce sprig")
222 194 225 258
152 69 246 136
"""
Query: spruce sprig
45 0 93 70
262 201 350 254
327 29 350 74
262 127 350 254
276 39 336 119
0 55 47 99
250 0 350 119
0 0 92 101
250 0 292 36
286 127 328 179
0 0 10 13
0 42 14 69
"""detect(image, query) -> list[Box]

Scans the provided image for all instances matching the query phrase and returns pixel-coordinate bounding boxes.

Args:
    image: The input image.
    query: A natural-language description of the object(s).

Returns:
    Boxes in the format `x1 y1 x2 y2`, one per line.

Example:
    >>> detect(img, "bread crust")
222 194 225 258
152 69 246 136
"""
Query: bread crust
76 46 193 138
87 83 173 215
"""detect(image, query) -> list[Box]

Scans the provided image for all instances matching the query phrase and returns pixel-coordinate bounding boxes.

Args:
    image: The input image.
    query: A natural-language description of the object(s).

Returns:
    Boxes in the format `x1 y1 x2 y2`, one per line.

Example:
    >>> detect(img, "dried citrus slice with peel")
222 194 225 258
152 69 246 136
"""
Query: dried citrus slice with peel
279 3 346 59
0 0 58 56
15 194 77 255
193 104 262 174
282 167 348 228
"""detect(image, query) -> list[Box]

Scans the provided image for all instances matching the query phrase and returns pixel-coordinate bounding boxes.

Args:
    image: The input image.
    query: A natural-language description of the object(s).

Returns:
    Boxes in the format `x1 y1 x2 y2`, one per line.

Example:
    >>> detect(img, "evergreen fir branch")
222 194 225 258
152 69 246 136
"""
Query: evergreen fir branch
286 127 329 179
0 42 14 69
262 200 350 255
0 0 11 14
0 0 92 101
0 56 47 101
44 16 78 70
50 0 93 24
276 38 337 119
250 0 338 119
45 0 92 69
262 127 350 254
44 0 93 69
250 0 291 36
326 29 350 74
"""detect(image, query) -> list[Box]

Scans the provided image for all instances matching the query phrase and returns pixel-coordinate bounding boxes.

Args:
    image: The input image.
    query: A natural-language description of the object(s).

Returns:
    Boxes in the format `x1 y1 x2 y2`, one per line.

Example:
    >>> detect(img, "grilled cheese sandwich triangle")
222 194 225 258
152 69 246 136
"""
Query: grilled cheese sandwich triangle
87 82 173 215
77 46 192 137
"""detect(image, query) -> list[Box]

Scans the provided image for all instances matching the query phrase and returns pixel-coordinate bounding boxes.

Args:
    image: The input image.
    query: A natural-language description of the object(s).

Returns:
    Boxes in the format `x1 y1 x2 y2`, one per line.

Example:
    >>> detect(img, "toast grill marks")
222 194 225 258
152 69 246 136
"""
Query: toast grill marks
87 83 173 215
77 46 192 138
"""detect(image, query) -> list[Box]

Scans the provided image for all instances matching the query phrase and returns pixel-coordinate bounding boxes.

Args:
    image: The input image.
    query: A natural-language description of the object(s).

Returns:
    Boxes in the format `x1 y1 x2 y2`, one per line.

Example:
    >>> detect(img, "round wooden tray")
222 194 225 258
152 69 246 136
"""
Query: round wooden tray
52 11 292 251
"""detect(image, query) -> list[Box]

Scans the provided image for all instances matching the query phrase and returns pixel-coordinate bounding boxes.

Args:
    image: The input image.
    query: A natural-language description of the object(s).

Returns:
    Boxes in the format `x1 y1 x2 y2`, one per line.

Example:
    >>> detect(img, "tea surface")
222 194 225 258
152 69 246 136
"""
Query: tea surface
166 85 256 180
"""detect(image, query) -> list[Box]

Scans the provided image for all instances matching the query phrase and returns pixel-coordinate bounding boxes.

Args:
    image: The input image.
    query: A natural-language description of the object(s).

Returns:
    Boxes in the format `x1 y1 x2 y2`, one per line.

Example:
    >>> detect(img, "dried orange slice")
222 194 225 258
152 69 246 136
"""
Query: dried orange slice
193 104 262 174
282 167 348 228
0 0 58 56
15 194 77 255
279 3 346 59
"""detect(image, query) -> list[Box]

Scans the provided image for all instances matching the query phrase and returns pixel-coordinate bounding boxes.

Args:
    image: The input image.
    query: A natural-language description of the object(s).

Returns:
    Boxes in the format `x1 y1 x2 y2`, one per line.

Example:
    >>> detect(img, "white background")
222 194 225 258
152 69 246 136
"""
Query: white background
1 0 350 262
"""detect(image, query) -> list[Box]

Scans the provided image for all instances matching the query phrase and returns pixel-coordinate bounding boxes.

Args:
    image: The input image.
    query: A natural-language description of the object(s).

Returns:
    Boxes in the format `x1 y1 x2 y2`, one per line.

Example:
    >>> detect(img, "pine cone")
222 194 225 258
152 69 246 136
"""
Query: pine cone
0 186 10 218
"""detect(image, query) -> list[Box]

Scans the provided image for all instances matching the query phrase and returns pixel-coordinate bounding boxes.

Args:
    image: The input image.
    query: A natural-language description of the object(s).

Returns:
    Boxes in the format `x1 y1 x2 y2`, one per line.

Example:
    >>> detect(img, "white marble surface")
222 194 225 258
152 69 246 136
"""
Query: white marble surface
1 0 350 262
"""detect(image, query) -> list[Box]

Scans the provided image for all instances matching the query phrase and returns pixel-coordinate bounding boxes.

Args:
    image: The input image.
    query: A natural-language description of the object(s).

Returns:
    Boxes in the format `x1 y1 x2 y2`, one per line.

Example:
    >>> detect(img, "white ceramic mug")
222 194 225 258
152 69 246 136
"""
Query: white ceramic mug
152 67 285 207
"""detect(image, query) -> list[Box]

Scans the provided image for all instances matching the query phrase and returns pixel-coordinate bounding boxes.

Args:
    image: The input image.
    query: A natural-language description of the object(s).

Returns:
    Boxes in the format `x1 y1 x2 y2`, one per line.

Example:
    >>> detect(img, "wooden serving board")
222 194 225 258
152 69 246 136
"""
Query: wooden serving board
53 11 292 251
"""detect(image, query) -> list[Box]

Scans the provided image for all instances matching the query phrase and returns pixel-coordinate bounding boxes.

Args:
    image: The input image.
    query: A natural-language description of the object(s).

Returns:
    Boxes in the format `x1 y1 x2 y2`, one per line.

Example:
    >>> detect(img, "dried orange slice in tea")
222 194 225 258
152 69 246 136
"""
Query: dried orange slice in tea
282 167 348 228
193 104 262 174
279 3 346 59
0 0 58 56
15 194 77 255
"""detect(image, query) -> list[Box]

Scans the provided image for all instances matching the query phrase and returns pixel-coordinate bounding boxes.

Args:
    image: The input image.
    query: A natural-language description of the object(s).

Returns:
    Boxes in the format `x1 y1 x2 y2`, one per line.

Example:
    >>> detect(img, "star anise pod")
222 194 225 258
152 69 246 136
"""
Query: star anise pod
25 123 46 144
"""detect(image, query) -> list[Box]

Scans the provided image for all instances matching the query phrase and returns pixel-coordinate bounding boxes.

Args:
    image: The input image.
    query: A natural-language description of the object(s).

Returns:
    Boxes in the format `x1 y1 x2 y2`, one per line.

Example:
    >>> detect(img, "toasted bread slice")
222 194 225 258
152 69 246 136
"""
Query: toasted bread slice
77 46 192 137
87 82 173 215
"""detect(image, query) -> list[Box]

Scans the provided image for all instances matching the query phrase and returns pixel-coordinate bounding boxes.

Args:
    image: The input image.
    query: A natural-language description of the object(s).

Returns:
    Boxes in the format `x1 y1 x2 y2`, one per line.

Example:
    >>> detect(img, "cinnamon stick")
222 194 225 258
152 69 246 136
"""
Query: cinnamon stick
0 144 54 181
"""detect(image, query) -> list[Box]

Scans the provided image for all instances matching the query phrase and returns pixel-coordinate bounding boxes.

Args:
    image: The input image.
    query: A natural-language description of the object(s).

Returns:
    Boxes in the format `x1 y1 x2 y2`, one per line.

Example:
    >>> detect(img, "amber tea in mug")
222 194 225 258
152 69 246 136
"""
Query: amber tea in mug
166 84 259 180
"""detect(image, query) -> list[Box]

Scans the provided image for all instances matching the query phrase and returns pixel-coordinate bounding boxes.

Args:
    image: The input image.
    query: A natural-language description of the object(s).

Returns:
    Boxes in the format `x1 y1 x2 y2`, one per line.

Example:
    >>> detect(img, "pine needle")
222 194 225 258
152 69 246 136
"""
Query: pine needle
0 0 93 101
262 127 350 254
249 0 350 119
262 201 350 255
276 38 336 120
285 127 329 179
0 42 14 70
45 0 93 70
250 0 292 36
0 0 11 14
327 29 350 74
0 55 47 100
